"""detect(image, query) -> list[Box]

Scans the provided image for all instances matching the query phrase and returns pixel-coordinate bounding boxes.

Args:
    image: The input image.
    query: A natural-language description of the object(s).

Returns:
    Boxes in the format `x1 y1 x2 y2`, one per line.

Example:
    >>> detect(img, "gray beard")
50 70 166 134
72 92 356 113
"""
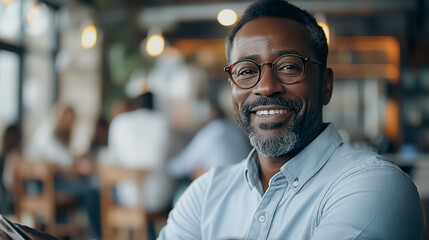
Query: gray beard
236 99 321 158
248 124 299 157
239 115 301 157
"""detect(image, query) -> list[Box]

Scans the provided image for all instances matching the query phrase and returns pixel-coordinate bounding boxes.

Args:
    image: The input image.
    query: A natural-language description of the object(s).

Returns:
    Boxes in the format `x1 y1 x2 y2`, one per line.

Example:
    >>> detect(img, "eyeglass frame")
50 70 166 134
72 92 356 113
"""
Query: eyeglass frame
224 54 322 89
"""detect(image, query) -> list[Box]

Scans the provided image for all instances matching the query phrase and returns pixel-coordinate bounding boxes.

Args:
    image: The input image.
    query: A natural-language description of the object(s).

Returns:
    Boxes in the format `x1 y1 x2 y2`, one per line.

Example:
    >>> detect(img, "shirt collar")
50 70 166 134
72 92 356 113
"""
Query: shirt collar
244 148 259 189
244 123 343 192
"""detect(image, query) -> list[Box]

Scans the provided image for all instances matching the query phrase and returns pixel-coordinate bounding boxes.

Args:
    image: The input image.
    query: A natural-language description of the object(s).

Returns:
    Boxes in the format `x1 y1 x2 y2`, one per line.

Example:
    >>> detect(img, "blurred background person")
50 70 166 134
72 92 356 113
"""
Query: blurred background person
27 103 101 239
167 103 250 204
108 88 174 239
28 104 76 168
0 124 23 215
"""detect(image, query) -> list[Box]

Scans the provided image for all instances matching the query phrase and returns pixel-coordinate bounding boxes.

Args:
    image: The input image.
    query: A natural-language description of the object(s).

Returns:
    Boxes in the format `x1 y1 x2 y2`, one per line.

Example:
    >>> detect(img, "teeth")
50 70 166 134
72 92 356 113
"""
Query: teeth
256 109 287 116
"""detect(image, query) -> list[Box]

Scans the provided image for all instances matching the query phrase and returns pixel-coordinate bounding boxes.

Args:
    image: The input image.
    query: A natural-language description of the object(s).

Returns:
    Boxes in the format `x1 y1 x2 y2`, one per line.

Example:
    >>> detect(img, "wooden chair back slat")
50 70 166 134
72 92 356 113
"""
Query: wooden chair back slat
99 164 149 240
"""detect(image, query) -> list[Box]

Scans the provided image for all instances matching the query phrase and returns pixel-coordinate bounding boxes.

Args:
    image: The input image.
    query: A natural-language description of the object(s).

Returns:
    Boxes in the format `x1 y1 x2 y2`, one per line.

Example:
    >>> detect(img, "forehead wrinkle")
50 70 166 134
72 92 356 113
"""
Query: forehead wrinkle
231 33 309 63
235 54 259 63
233 49 305 65
231 35 270 62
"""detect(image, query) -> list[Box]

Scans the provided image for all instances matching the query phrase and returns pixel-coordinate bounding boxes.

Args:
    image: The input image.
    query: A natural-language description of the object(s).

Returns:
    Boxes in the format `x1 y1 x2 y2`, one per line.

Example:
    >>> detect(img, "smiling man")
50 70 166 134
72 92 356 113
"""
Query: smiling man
158 0 423 239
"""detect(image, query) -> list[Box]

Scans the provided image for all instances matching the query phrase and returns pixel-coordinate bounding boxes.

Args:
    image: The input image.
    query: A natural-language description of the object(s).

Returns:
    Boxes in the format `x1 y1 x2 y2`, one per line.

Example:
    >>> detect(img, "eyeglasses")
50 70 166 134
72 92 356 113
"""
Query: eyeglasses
224 54 322 89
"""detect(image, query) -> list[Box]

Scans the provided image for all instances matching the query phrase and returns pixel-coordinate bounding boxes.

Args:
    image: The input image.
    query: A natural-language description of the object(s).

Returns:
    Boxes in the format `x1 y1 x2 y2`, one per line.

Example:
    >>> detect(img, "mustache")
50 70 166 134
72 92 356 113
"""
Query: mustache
241 96 302 117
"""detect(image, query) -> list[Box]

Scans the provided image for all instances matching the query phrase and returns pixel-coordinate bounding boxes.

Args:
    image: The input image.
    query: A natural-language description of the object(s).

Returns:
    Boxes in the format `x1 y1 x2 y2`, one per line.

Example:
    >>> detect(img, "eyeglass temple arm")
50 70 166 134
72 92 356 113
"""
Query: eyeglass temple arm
307 57 322 65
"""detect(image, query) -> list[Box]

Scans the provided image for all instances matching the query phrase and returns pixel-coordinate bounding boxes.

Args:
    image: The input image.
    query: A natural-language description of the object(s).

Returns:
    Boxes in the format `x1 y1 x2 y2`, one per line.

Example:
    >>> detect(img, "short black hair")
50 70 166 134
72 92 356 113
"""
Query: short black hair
225 0 328 69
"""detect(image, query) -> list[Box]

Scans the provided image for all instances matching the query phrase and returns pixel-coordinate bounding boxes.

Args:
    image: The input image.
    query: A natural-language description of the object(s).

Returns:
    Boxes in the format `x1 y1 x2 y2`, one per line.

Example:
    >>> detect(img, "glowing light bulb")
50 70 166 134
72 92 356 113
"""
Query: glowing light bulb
217 9 237 26
318 22 330 45
146 34 165 57
81 24 97 49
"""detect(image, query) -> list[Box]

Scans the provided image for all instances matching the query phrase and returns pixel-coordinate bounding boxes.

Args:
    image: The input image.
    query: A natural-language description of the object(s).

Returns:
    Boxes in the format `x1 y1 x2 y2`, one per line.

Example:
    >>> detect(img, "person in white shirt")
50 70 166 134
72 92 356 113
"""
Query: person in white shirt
108 91 174 213
29 105 76 167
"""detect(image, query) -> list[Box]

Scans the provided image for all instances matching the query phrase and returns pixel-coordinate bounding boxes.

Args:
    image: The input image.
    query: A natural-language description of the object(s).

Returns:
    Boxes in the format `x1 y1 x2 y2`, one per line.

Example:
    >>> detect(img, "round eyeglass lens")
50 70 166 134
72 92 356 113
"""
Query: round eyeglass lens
274 56 304 84
231 61 259 88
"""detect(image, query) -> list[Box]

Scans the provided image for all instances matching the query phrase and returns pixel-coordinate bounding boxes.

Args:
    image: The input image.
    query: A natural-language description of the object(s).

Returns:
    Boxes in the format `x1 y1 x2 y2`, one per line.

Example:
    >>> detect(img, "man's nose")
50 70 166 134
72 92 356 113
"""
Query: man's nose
252 67 285 96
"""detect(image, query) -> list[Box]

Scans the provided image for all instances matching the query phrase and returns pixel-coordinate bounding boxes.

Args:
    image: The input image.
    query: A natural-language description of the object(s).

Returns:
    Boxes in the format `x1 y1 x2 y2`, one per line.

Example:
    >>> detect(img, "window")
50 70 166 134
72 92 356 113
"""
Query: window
0 50 19 124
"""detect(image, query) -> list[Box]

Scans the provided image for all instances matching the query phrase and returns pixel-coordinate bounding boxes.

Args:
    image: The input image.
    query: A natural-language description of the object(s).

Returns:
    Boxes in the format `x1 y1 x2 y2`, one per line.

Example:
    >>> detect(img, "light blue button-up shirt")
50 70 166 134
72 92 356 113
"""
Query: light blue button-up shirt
158 124 423 239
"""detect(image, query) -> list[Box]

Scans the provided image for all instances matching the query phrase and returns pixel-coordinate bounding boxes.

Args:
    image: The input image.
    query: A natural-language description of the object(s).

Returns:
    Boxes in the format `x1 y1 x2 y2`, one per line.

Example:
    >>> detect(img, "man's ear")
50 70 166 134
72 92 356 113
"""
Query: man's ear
322 68 333 105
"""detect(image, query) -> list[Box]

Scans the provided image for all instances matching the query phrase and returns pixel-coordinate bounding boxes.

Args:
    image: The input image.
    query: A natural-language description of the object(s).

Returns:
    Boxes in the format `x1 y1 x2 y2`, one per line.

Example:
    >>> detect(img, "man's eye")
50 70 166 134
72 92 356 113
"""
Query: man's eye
281 64 297 70
278 64 302 74
238 68 257 75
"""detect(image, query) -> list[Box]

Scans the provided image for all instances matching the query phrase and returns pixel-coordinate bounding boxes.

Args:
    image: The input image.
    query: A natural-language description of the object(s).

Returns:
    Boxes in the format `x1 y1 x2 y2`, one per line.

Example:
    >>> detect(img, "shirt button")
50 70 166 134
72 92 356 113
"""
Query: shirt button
258 214 266 223
293 180 299 187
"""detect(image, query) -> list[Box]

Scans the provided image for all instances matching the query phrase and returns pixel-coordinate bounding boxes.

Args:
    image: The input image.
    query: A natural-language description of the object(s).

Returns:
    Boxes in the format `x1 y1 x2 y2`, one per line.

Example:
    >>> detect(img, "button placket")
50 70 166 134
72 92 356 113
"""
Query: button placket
246 175 288 240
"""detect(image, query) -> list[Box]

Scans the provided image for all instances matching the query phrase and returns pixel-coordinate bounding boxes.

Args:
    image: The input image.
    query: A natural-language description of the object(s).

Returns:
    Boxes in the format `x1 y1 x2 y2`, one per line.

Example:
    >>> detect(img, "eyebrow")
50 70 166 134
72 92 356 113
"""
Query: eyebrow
276 50 303 57
234 50 304 63
236 54 259 62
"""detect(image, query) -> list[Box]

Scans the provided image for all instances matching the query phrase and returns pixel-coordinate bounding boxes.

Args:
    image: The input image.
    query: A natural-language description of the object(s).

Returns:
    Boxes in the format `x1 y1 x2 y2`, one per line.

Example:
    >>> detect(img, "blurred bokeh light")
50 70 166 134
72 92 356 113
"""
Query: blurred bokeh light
217 9 237 26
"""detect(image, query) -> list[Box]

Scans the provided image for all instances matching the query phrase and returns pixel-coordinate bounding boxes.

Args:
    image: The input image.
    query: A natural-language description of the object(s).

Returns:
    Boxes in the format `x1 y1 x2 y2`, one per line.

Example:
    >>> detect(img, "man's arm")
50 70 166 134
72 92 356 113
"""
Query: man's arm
157 170 210 240
312 164 423 240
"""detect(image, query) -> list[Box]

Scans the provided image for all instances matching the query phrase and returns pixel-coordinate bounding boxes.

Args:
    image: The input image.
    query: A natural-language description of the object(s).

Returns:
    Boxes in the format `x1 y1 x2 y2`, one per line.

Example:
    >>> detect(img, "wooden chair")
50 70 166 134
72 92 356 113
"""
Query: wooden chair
13 160 79 239
99 164 149 240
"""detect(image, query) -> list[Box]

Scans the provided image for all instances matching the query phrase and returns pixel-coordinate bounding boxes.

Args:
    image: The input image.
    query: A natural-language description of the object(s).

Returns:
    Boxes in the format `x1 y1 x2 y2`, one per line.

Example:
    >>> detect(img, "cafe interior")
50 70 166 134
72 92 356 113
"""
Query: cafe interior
1 0 429 239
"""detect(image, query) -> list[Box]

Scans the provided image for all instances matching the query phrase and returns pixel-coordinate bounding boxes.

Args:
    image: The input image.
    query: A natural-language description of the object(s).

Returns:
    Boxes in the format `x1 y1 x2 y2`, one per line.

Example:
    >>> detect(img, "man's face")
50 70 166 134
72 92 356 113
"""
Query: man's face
230 17 332 157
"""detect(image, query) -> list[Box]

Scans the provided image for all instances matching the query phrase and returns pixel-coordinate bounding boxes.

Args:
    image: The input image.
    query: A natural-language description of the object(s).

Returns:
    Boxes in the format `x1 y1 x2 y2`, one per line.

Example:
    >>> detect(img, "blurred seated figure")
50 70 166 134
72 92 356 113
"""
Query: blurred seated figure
108 91 174 233
167 104 250 206
0 124 23 214
27 104 101 239
29 104 76 168
168 105 250 179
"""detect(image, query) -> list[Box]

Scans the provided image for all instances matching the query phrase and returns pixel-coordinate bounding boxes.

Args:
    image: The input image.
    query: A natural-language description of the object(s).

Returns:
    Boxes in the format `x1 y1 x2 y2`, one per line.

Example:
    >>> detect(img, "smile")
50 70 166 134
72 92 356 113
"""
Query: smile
255 109 288 116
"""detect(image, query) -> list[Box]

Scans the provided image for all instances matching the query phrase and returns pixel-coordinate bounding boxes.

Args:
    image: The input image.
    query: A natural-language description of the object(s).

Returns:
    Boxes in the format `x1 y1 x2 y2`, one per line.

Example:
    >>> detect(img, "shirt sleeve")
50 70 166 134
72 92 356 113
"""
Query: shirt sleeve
312 164 423 240
157 170 210 240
